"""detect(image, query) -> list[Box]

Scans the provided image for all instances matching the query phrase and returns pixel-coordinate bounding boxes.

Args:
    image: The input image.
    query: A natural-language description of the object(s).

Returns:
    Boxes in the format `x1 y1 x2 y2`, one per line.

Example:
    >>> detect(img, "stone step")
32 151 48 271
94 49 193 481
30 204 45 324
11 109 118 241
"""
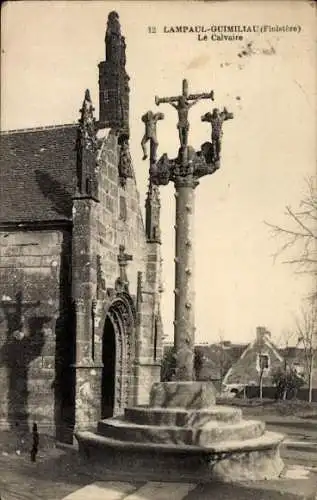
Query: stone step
76 429 284 455
124 405 242 427
97 417 265 447
75 429 285 482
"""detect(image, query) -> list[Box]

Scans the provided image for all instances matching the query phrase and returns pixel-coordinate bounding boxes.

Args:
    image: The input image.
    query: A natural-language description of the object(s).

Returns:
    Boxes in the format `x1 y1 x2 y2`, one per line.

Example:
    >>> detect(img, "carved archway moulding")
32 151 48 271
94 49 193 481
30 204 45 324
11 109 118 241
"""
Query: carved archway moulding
100 291 136 414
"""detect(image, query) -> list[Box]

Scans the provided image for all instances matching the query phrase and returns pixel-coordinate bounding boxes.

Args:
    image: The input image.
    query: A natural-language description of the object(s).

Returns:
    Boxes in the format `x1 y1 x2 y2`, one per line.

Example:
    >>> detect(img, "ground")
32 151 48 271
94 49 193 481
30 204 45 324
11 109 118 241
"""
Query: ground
1 399 317 500
220 398 317 419
1 446 316 500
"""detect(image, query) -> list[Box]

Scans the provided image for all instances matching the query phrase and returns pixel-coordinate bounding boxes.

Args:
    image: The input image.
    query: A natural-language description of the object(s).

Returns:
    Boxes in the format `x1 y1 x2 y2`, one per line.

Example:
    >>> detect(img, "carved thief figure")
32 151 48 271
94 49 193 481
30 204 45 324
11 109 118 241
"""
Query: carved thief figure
201 107 233 162
141 111 164 161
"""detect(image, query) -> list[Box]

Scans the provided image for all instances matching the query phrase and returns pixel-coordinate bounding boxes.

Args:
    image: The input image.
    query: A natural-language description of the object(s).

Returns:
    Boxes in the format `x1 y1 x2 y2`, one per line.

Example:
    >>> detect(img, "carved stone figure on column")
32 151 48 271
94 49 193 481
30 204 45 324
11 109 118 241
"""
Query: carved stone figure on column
150 153 171 186
141 111 164 162
201 107 233 162
115 244 133 292
165 96 199 148
118 137 133 187
155 79 214 149
79 89 97 151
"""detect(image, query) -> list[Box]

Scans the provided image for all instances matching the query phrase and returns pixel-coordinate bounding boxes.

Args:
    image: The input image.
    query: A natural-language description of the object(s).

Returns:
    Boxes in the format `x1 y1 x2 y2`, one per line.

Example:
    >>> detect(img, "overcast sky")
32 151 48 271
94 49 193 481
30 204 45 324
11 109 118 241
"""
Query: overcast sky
1 1 316 345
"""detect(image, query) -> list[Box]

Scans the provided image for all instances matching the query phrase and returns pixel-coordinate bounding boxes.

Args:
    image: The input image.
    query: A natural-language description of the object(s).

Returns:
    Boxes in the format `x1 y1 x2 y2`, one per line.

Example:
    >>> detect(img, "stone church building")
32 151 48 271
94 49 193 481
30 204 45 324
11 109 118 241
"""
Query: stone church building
0 12 163 443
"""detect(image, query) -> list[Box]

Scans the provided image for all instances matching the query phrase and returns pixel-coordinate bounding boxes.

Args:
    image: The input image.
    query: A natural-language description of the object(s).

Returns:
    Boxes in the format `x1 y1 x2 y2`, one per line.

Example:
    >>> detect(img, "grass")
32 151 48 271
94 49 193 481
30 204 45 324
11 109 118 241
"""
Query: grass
217 397 317 419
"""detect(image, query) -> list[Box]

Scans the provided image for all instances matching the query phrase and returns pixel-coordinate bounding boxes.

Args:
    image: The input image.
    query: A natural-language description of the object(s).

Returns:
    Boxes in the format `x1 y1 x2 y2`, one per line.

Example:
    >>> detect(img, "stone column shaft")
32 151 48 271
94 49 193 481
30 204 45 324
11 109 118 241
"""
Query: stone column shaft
174 181 195 380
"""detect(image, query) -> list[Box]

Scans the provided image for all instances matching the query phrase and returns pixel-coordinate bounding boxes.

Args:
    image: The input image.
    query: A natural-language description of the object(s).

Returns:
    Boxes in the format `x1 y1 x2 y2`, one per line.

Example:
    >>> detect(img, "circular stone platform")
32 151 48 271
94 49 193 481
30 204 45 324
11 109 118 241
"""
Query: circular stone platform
75 381 285 482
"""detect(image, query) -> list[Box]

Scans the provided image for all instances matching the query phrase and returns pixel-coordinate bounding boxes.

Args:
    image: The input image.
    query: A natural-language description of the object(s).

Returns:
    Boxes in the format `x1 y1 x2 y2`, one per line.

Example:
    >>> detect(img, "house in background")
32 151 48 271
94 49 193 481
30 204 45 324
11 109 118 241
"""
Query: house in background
162 340 247 391
222 327 284 388
279 346 307 379
196 342 246 390
162 327 316 394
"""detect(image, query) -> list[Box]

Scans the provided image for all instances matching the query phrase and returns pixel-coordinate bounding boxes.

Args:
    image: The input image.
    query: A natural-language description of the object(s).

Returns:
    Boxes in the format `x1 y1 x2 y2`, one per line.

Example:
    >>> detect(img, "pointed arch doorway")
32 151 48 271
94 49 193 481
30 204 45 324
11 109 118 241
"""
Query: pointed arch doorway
101 294 136 419
101 315 116 419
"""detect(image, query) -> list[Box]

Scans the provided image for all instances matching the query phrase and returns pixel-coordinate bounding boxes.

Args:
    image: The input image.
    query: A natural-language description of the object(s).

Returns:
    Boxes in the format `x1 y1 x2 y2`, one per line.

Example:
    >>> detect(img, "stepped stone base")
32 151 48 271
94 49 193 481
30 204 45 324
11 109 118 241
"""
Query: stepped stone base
149 381 217 408
76 381 285 482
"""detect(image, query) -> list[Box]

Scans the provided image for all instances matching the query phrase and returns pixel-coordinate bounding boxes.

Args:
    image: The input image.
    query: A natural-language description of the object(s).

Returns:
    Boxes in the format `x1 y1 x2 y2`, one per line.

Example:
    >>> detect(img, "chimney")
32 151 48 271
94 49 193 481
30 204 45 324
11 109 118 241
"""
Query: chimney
256 326 271 343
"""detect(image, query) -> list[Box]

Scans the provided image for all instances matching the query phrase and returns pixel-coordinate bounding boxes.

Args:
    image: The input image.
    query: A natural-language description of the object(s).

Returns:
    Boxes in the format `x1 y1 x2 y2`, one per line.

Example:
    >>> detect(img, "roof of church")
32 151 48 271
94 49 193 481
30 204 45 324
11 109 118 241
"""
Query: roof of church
0 124 78 224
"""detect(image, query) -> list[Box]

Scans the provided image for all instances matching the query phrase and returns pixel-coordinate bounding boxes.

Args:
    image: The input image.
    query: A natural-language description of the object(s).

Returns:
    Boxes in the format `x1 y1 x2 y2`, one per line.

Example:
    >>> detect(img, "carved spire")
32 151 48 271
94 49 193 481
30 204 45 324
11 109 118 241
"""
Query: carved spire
75 89 99 200
98 11 130 133
145 180 161 243
105 11 126 66
78 89 97 151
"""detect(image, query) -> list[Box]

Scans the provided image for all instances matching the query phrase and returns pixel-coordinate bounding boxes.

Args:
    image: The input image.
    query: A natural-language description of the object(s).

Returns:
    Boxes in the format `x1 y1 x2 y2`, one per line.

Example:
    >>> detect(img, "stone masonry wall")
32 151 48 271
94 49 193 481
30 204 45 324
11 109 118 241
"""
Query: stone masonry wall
0 228 72 436
92 131 162 404
94 131 147 293
71 129 163 432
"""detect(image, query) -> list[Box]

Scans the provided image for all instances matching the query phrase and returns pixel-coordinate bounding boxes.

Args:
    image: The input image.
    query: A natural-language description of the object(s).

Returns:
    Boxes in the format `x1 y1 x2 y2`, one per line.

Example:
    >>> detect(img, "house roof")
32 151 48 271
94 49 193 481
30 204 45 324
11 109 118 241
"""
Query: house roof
197 343 248 380
279 346 306 359
162 342 247 380
222 333 284 385
0 124 78 224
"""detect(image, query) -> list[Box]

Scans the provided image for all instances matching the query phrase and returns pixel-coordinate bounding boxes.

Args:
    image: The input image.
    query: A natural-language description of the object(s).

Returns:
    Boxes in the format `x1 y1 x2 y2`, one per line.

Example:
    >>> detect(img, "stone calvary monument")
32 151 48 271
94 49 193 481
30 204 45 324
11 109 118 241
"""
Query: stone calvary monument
76 74 285 482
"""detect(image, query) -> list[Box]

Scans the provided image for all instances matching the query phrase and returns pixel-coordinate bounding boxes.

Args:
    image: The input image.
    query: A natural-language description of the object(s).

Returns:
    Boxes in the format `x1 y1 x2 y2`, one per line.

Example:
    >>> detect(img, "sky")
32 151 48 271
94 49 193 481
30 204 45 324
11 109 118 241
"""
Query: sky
1 1 316 345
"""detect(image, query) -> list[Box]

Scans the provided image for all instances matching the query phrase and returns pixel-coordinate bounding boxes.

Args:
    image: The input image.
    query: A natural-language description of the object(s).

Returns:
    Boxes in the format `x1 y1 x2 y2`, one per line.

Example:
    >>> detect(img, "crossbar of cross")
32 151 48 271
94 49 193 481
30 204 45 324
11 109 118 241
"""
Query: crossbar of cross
155 79 214 105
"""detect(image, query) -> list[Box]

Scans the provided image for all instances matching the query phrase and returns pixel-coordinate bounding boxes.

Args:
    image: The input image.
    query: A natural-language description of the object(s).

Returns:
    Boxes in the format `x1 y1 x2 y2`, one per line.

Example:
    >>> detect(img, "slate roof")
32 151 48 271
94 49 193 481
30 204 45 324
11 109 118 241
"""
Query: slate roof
163 342 247 381
0 124 78 224
196 343 247 380
279 346 306 361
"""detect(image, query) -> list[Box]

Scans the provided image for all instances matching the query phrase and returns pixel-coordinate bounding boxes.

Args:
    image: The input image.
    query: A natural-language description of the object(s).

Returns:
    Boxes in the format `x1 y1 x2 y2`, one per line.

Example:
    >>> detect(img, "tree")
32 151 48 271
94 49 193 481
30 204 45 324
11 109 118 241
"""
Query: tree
295 303 317 403
161 346 176 381
266 176 317 301
217 331 233 388
258 354 267 400
193 348 204 380
272 366 305 400
266 175 317 401
161 345 204 381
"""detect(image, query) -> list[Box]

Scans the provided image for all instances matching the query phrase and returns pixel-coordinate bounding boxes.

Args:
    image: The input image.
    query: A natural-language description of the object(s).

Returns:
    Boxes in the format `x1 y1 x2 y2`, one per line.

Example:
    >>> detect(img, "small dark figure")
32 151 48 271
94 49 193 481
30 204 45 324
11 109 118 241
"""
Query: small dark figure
30 423 39 462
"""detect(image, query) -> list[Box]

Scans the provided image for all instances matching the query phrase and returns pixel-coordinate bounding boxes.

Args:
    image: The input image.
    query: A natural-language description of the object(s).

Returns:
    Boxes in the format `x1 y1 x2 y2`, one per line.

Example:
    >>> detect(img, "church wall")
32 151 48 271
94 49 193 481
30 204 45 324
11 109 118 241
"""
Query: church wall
94 131 147 293
69 12 164 430
0 12 164 441
91 131 162 405
0 228 72 435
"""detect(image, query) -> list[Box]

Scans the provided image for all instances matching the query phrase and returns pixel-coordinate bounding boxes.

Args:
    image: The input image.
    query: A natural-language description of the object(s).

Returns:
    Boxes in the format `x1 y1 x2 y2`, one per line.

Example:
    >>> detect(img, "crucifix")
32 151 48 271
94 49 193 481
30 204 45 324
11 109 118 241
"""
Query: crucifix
0 292 49 424
2 291 41 340
155 79 214 148
146 79 233 381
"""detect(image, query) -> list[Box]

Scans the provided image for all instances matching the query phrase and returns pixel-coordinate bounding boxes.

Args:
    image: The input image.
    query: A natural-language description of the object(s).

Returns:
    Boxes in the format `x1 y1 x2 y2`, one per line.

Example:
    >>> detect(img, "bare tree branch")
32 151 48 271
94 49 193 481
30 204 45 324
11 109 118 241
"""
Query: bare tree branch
293 302 317 402
265 176 317 301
